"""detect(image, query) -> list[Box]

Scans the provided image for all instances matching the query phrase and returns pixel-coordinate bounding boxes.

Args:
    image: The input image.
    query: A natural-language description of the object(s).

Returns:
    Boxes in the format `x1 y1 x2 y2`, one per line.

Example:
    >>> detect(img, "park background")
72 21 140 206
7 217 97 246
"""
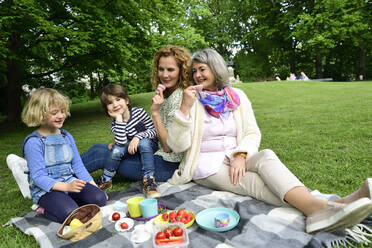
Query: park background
1 0 372 247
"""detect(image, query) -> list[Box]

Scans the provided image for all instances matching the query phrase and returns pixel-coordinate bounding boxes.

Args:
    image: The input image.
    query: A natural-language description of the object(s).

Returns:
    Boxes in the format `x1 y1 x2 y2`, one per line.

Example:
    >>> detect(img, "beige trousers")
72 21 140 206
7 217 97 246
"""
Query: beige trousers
195 149 304 207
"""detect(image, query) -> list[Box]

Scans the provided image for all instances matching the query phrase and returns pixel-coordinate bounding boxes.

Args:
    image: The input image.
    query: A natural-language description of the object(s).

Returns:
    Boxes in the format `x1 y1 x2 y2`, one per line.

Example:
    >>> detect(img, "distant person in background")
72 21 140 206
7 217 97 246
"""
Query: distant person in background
301 71 309 80
289 73 296 80
296 71 309 81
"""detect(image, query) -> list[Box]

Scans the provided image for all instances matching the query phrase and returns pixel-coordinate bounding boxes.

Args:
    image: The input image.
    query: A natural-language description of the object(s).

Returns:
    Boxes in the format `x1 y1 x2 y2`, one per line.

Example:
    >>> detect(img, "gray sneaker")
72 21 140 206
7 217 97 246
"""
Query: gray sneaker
306 197 372 233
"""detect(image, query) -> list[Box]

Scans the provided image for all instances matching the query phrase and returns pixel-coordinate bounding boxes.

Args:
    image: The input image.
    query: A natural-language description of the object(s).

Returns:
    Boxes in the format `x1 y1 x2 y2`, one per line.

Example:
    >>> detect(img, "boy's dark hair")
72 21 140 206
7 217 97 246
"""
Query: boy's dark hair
100 84 132 115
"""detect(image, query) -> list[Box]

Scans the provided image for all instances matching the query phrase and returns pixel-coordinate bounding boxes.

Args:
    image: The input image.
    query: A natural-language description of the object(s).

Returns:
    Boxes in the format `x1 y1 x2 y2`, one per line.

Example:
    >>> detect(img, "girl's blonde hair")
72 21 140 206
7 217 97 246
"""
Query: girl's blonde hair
151 45 192 90
21 88 71 127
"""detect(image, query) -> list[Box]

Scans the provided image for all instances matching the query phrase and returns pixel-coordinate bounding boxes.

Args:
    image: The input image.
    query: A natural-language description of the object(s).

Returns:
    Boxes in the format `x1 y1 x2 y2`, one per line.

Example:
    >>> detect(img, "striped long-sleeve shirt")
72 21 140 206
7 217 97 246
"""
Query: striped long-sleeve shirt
111 107 156 145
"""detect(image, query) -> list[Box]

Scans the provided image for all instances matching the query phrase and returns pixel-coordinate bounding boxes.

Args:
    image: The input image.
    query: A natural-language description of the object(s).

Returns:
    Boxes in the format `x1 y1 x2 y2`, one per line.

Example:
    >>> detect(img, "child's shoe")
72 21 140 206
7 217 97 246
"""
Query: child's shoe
143 176 161 198
96 175 112 190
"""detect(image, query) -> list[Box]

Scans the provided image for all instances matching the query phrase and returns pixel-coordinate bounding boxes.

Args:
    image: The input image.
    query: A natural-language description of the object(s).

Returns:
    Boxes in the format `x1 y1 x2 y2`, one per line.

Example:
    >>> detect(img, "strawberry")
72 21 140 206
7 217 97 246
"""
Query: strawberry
169 211 177 219
177 209 186 217
161 213 169 222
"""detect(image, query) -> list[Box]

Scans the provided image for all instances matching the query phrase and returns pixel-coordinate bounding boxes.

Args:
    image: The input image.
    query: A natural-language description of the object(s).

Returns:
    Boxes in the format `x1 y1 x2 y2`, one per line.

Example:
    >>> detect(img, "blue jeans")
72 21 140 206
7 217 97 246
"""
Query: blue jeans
81 143 179 182
104 138 157 178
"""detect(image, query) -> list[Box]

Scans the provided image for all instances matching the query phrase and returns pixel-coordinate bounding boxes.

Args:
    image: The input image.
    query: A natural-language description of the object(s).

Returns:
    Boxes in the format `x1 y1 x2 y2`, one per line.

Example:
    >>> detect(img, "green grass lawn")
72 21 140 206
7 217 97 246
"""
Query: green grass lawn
1 81 372 247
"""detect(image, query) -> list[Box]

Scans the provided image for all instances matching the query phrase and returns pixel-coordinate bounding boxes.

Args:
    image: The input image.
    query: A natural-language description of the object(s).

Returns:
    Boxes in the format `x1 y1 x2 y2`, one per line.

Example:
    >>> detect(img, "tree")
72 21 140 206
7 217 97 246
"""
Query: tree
0 0 206 122
292 0 371 79
186 0 235 59
226 0 307 80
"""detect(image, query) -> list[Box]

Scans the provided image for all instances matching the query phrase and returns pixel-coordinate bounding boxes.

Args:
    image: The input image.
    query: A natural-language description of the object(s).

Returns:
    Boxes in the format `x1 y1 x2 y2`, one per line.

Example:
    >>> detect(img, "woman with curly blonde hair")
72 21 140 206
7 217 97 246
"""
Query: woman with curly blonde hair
151 45 191 93
81 45 193 183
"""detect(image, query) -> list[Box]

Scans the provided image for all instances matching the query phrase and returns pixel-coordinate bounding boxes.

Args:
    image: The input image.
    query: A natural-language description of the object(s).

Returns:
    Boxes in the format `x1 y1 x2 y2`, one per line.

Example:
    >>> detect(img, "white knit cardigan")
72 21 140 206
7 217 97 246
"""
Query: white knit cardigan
167 88 262 185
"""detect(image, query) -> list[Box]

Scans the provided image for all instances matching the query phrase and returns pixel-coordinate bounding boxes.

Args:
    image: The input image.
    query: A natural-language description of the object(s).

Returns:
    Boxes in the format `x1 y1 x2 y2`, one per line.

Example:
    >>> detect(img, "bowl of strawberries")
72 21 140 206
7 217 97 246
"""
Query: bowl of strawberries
153 209 195 228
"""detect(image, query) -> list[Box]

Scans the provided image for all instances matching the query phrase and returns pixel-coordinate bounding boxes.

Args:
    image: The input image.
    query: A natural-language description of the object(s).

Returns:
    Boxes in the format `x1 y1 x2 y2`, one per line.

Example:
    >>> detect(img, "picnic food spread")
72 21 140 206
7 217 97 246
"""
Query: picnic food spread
64 199 238 244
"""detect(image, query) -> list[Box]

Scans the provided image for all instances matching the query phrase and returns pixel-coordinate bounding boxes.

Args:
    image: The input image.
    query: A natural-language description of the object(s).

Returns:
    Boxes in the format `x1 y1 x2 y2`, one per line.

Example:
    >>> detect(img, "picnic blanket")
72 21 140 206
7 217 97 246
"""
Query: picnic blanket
9 182 372 248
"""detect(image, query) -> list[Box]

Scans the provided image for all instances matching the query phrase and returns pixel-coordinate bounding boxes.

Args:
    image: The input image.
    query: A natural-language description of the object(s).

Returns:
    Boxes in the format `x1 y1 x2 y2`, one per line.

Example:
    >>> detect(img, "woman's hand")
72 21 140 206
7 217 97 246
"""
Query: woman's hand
151 90 164 114
229 156 246 185
180 86 198 116
128 137 139 155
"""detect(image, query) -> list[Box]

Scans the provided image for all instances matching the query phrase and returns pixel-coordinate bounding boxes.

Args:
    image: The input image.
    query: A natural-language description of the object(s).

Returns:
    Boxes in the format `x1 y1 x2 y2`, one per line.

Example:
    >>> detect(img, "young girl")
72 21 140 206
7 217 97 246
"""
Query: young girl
21 88 106 223
97 84 159 198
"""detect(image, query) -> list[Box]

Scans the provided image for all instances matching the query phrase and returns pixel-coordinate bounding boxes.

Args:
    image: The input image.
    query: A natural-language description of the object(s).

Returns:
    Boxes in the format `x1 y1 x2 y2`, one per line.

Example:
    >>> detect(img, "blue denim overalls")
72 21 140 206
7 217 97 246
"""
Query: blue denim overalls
22 129 77 204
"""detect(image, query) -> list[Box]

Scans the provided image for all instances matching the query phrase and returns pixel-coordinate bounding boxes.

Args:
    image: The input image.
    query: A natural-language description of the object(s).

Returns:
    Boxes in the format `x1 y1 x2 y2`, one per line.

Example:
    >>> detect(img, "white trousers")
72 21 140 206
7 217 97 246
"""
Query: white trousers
195 149 304 206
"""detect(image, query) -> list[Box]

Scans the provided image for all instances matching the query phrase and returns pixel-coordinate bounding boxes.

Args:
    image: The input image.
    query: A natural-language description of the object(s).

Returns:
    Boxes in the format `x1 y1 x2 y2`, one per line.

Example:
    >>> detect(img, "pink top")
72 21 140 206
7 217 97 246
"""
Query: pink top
176 109 238 179
194 111 237 179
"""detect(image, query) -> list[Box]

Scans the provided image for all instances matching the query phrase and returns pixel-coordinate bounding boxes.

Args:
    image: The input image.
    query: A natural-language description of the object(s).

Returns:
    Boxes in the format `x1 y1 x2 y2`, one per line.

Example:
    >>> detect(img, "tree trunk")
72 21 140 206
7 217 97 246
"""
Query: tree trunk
6 32 24 122
359 40 366 80
289 49 296 75
89 72 95 99
6 62 23 122
315 53 323 78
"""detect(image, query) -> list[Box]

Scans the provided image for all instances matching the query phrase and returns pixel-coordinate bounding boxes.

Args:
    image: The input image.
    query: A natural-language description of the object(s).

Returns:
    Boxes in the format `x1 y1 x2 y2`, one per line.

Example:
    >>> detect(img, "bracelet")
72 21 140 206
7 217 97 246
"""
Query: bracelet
234 152 247 160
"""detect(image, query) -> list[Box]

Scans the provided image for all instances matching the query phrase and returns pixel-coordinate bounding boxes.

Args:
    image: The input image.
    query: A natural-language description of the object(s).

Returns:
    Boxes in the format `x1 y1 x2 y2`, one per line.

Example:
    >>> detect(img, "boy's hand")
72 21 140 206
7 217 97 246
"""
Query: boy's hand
108 141 115 150
108 108 125 121
128 137 140 155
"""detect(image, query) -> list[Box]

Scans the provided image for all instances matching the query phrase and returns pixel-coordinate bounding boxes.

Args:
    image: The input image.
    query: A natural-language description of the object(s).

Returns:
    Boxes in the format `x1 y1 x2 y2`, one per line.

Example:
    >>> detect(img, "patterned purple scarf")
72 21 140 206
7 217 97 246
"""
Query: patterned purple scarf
197 86 240 119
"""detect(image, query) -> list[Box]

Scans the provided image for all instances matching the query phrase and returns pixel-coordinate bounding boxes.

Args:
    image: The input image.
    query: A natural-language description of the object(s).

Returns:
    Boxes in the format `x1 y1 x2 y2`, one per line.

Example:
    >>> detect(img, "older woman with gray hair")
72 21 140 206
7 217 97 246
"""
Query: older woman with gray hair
166 48 372 234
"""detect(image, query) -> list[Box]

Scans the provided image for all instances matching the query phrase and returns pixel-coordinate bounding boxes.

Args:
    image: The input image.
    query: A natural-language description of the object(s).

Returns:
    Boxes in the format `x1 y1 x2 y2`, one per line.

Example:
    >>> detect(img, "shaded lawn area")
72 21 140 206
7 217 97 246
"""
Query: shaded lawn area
0 81 371 247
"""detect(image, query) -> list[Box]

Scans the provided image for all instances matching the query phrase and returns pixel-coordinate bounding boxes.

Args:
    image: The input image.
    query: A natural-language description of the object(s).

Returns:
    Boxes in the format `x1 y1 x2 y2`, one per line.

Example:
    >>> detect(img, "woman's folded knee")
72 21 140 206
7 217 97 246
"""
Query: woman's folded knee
260 149 277 159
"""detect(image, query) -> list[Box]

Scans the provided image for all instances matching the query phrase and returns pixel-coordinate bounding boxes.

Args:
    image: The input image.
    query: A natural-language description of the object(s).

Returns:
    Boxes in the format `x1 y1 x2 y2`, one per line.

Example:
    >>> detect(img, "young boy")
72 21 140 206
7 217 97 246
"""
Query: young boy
98 84 160 198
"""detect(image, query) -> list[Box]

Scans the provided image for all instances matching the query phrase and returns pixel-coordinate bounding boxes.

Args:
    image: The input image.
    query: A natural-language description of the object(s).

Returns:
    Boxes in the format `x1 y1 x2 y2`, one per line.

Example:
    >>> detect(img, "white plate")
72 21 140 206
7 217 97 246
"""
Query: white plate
115 218 134 232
